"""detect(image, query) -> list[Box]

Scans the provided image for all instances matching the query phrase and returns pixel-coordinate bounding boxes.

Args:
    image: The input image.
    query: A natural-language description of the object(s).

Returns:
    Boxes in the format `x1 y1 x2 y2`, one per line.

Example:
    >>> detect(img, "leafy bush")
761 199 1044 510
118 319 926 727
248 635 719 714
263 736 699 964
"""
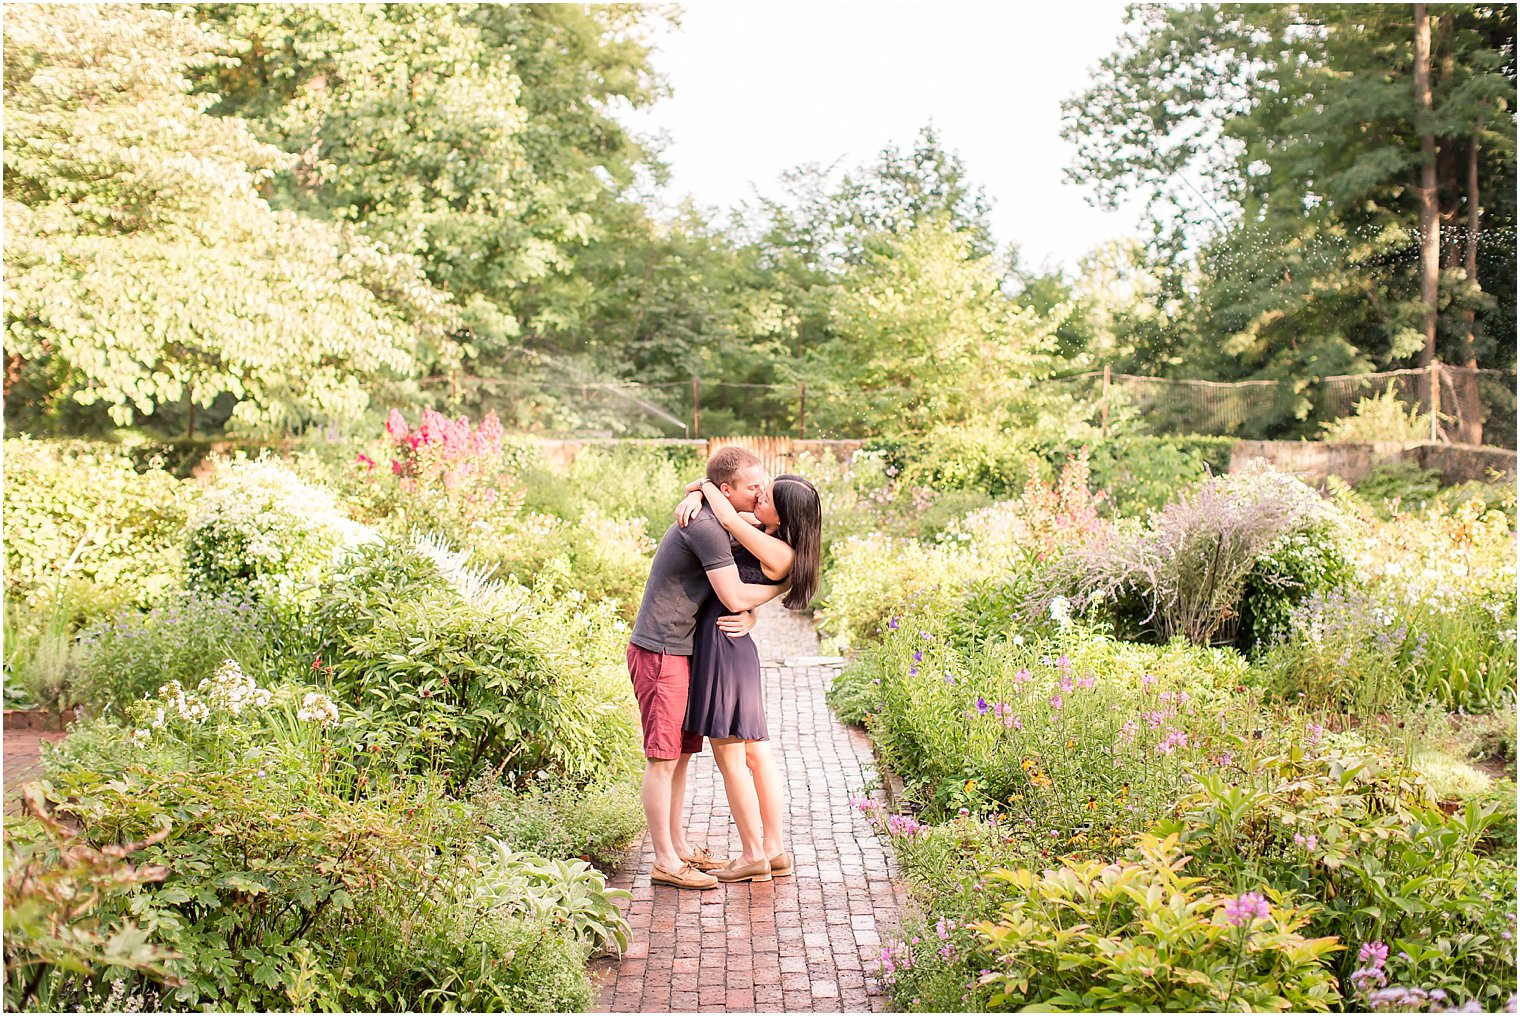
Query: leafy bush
819 453 1107 654
474 510 656 621
2 438 189 620
467 774 644 871
520 443 706 543
1355 460 1444 510
1049 465 1347 649
965 835 1342 1012
1161 752 1518 1012
883 420 1038 498
1321 384 1433 442
3 789 180 1013
187 458 376 614
312 533 640 792
1082 435 1238 515
861 618 1249 824
72 591 272 716
29 654 629 1013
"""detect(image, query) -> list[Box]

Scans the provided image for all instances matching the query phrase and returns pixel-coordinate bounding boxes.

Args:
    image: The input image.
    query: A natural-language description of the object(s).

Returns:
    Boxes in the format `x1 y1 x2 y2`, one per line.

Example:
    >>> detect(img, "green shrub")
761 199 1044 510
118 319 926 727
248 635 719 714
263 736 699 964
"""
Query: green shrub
467 775 644 871
313 533 640 792
1049 464 1348 650
1161 752 1517 1012
1082 435 1238 515
2 437 189 620
1320 384 1433 442
29 657 628 1013
72 591 273 716
882 420 1038 498
187 458 376 615
1355 460 1444 510
1240 523 1356 652
966 835 1342 1012
862 618 1249 824
473 510 656 622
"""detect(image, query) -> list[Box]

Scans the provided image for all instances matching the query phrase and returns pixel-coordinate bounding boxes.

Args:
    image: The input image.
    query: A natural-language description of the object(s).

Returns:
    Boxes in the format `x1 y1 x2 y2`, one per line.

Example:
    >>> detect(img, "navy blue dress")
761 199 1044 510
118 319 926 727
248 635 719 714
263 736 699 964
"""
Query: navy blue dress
684 545 781 742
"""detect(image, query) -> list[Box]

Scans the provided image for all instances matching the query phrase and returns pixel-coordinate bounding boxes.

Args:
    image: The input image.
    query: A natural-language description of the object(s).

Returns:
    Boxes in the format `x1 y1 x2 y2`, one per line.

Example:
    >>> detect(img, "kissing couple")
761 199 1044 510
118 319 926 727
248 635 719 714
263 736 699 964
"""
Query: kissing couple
625 445 822 889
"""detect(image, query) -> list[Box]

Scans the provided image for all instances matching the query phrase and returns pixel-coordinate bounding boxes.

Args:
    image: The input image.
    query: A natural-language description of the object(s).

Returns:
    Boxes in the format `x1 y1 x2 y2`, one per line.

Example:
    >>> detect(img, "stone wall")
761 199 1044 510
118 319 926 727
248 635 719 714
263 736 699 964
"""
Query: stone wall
1229 440 1517 486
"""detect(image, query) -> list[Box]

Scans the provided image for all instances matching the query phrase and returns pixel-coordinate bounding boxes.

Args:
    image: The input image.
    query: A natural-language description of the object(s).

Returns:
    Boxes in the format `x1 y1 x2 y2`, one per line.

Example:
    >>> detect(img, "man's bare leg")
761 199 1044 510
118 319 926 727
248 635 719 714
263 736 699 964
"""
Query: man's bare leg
668 752 694 857
641 757 685 873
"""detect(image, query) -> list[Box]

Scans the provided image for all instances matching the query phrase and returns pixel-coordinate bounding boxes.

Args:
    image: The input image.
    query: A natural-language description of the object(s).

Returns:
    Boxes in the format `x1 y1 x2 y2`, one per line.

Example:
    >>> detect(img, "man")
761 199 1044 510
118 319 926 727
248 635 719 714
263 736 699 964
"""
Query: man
626 445 780 889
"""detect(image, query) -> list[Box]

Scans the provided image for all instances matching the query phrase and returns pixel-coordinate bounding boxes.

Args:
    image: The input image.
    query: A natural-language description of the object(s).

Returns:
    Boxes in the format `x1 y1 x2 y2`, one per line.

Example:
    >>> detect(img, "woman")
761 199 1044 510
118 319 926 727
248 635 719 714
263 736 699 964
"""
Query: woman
677 474 821 883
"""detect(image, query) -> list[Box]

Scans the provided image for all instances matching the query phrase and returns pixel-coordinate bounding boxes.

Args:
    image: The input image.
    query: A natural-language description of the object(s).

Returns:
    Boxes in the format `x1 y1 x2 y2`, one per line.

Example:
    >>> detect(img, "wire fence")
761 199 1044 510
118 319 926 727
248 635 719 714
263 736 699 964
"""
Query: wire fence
420 364 1517 450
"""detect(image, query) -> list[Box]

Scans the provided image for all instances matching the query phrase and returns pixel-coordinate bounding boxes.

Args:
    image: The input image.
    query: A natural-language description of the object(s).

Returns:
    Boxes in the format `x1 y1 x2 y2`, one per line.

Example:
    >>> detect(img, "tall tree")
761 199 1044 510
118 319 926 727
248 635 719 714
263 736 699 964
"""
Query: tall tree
192 3 671 369
2 4 451 434
1064 4 1515 437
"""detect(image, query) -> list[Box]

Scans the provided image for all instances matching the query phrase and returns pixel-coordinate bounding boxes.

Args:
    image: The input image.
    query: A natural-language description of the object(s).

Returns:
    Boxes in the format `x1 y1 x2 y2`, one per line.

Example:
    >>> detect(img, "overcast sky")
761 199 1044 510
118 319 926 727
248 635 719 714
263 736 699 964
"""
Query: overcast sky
619 2 1148 273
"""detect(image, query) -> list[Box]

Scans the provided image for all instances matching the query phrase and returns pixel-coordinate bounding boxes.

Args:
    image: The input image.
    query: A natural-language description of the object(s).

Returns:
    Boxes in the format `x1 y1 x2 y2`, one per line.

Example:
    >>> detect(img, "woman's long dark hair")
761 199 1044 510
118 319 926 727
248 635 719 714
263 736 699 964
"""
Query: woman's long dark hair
771 474 821 610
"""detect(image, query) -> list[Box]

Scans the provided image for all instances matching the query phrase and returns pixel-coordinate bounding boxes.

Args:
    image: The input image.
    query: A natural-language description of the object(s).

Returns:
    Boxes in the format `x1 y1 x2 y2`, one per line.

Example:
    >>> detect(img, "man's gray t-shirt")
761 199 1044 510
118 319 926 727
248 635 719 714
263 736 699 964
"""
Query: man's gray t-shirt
629 506 735 655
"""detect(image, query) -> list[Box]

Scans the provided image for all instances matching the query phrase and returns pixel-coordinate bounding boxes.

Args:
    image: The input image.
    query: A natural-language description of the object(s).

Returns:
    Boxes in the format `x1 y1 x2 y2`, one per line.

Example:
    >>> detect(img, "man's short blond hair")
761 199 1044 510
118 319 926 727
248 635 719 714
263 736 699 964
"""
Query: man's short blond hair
706 445 762 487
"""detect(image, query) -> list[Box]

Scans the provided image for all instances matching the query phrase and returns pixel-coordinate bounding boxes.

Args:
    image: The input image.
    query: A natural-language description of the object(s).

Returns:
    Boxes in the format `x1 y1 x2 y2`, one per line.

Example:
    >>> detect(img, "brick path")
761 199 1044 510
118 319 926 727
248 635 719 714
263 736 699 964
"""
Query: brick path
594 601 905 1013
4 728 64 815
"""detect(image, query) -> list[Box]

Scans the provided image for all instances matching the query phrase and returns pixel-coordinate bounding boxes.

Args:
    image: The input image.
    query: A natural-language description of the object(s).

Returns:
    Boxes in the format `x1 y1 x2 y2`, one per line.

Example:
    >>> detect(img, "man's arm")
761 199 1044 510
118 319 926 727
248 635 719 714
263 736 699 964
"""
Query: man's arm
706 564 788 613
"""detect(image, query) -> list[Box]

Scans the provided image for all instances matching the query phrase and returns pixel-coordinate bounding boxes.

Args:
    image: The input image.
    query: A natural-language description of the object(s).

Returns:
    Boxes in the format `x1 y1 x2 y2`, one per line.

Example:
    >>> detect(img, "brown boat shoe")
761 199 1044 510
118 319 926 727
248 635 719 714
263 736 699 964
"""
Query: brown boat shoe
651 863 719 890
768 851 792 877
714 857 773 883
680 845 730 871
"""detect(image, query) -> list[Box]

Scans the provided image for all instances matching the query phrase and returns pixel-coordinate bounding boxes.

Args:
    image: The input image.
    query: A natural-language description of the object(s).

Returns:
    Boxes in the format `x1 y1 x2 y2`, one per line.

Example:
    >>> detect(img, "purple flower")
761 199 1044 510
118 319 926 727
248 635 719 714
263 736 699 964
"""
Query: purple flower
913 650 923 663
888 617 899 630
1220 891 1271 927
908 665 918 677
976 697 990 715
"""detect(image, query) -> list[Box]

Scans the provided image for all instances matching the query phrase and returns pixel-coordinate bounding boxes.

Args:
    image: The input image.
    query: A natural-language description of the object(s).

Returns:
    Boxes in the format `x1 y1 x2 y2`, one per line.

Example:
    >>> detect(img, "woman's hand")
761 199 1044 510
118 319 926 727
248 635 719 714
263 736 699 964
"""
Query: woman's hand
675 490 705 527
715 609 756 638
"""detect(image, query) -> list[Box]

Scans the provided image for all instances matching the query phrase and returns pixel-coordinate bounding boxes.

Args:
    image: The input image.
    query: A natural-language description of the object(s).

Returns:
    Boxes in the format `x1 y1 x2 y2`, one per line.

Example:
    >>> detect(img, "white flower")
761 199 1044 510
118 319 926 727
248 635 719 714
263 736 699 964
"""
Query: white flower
128 728 151 748
1050 596 1072 626
1012 635 1025 646
297 692 340 728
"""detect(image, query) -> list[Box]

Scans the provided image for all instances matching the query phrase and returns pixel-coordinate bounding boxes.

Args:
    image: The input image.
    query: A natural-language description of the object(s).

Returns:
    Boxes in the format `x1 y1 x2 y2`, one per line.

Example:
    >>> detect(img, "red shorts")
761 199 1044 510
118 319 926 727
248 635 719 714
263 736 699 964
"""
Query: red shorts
627 644 704 760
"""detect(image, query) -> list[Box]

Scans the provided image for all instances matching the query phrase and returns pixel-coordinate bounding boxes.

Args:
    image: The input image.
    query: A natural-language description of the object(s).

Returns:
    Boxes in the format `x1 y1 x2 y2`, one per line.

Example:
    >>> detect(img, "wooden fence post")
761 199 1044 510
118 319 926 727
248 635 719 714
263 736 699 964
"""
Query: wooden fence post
798 382 806 440
1101 364 1112 438
1429 363 1440 442
692 377 701 439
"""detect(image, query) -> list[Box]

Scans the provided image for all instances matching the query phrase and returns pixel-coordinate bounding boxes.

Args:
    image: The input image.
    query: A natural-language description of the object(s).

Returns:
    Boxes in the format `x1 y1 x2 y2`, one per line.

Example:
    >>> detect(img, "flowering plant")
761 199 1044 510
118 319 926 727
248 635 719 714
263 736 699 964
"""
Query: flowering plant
359 407 523 534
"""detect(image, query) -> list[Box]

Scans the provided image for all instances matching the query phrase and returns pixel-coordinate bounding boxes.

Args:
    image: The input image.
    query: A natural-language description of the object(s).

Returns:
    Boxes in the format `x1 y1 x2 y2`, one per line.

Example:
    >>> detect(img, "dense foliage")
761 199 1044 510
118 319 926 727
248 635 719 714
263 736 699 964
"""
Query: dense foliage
821 447 1516 1013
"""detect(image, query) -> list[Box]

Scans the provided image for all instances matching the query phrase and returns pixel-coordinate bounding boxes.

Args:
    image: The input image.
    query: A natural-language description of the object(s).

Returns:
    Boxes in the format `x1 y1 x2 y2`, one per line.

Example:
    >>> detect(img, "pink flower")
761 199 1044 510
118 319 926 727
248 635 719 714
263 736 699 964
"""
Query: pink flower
1221 891 1271 926
384 409 410 442
1158 730 1189 754
391 459 404 475
355 452 375 470
1049 694 1064 710
1141 673 1156 690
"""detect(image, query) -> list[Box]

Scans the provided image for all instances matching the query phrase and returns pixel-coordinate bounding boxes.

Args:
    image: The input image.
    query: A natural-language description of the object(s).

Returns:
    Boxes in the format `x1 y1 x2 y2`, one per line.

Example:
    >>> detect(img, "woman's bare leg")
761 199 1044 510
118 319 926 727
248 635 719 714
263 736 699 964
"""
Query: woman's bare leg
710 737 766 865
745 739 786 857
